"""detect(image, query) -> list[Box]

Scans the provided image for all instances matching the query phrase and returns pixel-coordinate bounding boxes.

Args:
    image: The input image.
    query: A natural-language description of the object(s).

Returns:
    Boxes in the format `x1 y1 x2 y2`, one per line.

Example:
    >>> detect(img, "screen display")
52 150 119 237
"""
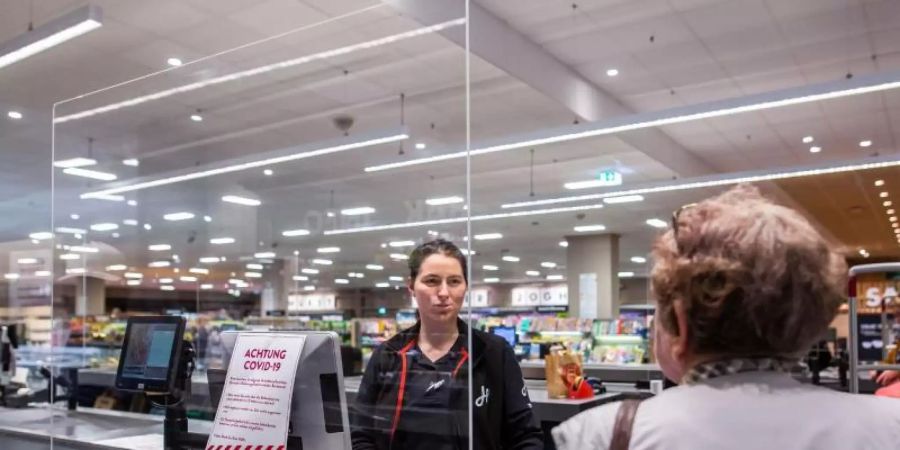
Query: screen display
121 323 178 380
491 326 517 348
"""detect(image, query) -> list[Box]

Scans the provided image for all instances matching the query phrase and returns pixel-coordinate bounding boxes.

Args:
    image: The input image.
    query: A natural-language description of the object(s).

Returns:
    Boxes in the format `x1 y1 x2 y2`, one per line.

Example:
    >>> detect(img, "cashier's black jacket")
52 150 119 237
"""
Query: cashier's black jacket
350 319 543 450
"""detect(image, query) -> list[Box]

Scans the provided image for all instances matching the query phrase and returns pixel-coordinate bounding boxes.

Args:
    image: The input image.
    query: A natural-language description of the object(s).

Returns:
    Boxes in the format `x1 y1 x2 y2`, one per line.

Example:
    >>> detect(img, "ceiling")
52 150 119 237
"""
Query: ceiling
1 0 899 297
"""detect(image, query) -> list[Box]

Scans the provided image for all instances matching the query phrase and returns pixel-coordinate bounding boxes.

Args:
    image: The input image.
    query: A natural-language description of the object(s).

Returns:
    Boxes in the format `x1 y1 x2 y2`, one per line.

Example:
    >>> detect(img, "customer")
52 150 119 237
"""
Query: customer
554 184 900 450
351 239 542 450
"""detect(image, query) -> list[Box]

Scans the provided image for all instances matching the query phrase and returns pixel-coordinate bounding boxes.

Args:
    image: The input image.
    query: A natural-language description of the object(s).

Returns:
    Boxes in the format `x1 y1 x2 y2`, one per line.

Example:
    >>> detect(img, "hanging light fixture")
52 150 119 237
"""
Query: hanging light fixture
0 5 103 70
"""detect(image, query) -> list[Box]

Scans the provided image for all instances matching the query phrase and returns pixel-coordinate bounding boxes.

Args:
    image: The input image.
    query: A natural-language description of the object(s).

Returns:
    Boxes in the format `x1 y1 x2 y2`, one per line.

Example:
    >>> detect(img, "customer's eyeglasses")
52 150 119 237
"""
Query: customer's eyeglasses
671 203 697 254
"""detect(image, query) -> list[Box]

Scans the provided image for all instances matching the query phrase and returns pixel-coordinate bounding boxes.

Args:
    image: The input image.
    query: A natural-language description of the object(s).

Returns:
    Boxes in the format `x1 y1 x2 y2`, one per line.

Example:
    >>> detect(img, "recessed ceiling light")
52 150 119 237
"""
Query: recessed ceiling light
886 201 894 207
546 274 564 281
189 267 209 275
603 195 644 204
160 285 175 291
200 283 214 290
893 223 899 228
415 143 426 150
389 276 404 282
558 241 568 247
69 213 80 220
541 262 557 268
390 253 409 260
574 224 606 232
210 237 235 245
483 265 499 271
263 169 273 176
222 195 261 206
484 277 500 283
426 196 464 206
167 57 183 67
881 192 889 198
158 278 174 284
143 223 152 230
203 215 212 222
317 247 340 253
90 223 118 231
312 258 333 265
366 264 384 271
246 263 264 271
292 275 309 281
809 146 822 153
59 253 80 260
66 268 87 275
16 258 38 265
502 255 520 262
62 167 117 181
327 211 336 218
341 206 375 216
875 179 885 186
7 111 22 120
890 216 897 222
375 282 390 288
526 270 540 277
631 256 647 263
149 261 171 268
3 273 20 280
302 268 319 274
199 257 221 264
148 244 171 251
389 240 416 247
105 264 127 271
474 233 503 240
606 68 619 77
245 272 262 279
888 209 896 215
164 212 195 221
860 140 872 148
618 271 635 278
53 157 97 168
646 218 668 229
334 278 350 285
56 227 85 235
282 228 310 237
253 251 276 259
123 158 139 167
127 199 138 206
802 136 814 144
190 114 203 122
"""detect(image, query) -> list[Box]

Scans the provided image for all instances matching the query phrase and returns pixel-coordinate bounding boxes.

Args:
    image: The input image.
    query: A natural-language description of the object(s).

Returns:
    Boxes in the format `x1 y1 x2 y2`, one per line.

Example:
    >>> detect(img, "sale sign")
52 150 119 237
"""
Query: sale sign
206 333 305 450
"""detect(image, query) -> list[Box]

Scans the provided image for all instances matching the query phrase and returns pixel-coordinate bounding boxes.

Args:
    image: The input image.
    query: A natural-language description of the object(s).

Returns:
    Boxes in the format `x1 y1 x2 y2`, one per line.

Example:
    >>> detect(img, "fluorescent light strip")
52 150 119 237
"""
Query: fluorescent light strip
70 245 99 253
503 155 900 209
317 247 340 253
55 227 86 234
0 5 102 70
388 240 416 247
222 195 261 206
164 212 195 221
323 203 604 236
53 157 96 168
80 130 408 198
474 233 503 240
189 267 209 275
148 244 172 251
63 167 117 181
106 264 127 271
54 19 465 123
254 252 277 259
603 195 644 204
365 70 900 173
210 237 235 245
246 263 264 270
342 206 376 216
426 196 464 206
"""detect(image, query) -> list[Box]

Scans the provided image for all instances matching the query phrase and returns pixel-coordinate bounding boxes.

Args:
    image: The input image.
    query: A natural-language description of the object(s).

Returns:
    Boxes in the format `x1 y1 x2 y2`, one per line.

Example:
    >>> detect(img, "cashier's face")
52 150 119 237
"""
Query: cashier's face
410 254 467 324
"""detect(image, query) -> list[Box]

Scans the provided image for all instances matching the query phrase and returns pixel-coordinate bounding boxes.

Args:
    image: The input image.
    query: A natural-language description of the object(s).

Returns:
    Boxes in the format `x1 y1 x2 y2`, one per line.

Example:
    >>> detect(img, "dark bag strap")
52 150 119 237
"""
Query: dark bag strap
609 399 642 450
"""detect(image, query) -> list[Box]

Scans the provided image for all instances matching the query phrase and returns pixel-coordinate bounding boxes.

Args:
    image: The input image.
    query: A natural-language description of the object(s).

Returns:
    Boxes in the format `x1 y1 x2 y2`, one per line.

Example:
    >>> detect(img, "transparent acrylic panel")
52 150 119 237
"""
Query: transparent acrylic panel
464 0 900 439
52 1 471 449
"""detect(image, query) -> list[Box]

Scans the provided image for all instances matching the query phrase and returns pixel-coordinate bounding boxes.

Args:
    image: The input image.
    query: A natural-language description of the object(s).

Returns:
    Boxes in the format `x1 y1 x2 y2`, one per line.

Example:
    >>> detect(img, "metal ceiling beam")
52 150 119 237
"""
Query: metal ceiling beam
382 0 716 177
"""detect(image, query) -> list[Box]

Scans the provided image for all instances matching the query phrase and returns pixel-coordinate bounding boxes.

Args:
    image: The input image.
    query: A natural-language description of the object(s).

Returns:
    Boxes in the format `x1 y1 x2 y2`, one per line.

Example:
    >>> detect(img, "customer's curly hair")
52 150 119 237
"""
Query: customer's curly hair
651 184 847 358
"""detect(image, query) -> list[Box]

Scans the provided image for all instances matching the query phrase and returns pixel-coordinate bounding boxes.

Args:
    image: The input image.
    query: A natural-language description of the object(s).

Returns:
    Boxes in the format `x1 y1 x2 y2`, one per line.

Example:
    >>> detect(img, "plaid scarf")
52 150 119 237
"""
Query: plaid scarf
682 357 797 385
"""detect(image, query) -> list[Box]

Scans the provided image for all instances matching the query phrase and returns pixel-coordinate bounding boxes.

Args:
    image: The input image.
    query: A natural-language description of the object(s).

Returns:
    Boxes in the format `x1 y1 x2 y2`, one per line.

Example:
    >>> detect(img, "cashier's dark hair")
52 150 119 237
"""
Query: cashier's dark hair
408 239 468 284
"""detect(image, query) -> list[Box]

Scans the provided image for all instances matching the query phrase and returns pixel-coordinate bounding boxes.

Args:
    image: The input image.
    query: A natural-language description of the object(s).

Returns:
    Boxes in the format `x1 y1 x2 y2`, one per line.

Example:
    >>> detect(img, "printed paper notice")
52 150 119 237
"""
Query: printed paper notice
206 333 305 450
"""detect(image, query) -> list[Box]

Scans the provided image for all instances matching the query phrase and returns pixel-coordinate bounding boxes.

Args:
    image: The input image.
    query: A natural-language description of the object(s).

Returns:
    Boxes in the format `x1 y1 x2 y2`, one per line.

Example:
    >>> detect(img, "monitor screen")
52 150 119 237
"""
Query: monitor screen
115 316 184 393
490 326 517 348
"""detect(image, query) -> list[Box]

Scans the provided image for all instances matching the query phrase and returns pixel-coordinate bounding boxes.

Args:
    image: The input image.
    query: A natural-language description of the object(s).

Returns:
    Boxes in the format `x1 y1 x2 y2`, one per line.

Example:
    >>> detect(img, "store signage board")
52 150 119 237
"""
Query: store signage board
579 273 598 320
510 285 568 307
465 287 491 307
288 293 336 311
206 333 305 450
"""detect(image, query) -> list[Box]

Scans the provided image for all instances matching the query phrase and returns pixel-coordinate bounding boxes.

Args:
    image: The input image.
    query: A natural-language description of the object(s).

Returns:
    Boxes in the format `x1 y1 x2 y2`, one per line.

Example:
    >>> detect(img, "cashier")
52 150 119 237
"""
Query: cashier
351 239 543 450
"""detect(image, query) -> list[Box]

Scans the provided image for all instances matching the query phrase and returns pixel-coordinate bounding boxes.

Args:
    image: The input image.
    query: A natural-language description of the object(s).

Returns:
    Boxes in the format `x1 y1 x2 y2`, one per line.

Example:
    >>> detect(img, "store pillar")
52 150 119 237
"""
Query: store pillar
75 276 105 316
261 259 287 316
565 233 620 319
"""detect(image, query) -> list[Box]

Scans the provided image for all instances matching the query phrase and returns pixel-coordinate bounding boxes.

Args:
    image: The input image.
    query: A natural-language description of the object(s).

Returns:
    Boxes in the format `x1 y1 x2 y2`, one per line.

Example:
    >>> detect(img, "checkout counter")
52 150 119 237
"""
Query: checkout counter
0 317 654 450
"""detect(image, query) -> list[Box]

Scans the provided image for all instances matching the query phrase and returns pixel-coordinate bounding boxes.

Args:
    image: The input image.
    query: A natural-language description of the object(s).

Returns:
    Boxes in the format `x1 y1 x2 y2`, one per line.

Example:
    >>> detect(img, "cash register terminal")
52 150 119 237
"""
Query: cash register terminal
115 317 351 450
